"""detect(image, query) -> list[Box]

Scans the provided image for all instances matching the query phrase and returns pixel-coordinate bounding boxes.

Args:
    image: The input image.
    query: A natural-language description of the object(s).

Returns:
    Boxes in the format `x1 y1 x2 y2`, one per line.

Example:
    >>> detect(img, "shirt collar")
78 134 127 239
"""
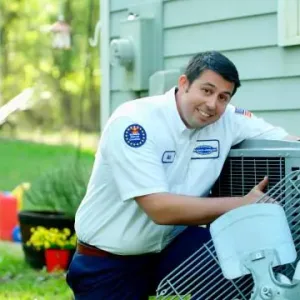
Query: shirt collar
165 87 195 136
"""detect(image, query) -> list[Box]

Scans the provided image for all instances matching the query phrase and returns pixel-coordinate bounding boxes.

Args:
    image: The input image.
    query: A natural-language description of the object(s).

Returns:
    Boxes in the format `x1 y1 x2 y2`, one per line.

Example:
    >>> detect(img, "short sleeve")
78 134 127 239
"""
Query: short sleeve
102 117 169 201
228 106 288 146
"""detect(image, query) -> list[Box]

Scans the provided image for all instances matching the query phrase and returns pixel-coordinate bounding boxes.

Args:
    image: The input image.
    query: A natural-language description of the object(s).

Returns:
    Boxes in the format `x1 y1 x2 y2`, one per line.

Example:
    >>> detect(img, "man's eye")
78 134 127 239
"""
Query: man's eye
202 88 210 94
219 95 229 102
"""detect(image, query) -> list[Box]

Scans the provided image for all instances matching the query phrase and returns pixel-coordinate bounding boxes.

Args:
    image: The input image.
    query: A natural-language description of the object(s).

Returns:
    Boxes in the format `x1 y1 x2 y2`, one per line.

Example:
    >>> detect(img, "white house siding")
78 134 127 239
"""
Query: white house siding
108 0 300 135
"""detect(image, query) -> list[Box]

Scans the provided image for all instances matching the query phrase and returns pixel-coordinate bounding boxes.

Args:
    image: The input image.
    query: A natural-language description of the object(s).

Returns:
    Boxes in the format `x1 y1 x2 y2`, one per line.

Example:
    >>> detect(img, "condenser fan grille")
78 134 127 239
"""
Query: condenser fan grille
157 170 300 300
211 157 285 197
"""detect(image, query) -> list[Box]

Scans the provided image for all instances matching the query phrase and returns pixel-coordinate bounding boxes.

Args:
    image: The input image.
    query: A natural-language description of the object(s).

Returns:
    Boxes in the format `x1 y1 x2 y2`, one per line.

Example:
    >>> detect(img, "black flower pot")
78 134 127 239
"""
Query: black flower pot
18 210 75 269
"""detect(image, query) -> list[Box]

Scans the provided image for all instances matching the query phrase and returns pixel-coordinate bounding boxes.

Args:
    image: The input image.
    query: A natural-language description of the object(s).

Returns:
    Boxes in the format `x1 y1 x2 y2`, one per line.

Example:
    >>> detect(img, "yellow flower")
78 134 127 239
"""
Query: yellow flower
26 226 77 250
63 228 70 234
44 241 51 249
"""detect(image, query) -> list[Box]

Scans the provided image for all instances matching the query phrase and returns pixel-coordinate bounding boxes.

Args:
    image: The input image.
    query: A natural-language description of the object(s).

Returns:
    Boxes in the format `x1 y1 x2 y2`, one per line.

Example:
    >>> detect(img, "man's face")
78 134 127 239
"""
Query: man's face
176 69 235 129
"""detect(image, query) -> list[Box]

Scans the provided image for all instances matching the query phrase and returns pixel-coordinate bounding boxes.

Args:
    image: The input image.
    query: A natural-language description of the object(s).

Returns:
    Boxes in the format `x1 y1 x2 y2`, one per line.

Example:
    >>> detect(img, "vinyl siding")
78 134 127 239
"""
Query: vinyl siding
108 0 300 134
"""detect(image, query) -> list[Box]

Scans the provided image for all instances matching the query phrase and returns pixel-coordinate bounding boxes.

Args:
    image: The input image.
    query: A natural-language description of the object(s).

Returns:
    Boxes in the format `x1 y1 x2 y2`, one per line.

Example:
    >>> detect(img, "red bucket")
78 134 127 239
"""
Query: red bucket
0 193 18 240
45 249 70 272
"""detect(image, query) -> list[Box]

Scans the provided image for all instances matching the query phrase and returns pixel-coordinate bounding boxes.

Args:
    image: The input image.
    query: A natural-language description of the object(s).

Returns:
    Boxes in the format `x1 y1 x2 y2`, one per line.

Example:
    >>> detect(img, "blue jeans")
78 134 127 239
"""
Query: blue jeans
66 226 221 299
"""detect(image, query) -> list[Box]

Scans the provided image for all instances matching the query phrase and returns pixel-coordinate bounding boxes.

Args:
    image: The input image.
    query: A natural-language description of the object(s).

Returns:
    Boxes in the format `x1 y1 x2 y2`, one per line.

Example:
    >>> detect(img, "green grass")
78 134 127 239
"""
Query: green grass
0 242 73 300
0 139 95 191
0 139 89 299
0 241 190 300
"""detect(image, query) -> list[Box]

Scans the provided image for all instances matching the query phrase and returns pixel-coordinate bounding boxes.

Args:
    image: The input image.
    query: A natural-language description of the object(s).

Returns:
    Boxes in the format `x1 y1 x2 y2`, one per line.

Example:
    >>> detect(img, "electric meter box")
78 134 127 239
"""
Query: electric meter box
110 17 155 91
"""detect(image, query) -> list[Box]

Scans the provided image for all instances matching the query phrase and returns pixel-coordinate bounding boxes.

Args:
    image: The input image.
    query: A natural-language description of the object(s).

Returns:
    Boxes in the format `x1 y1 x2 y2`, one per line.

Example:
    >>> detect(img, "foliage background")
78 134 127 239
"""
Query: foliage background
0 2 100 298
0 0 101 132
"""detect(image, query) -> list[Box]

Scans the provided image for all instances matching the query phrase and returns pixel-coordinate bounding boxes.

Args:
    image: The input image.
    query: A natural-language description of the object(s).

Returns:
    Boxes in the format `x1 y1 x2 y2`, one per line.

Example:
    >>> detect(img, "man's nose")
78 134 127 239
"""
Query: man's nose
206 96 218 111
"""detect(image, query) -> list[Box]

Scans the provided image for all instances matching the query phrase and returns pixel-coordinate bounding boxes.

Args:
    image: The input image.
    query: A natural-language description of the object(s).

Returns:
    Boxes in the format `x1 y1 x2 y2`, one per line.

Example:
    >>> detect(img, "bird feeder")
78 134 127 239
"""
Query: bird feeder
50 16 71 50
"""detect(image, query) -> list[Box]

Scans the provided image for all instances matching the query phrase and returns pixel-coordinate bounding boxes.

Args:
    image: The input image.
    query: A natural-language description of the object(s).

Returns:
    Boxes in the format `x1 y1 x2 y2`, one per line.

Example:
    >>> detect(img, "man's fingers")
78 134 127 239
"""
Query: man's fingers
257 196 279 205
255 176 269 191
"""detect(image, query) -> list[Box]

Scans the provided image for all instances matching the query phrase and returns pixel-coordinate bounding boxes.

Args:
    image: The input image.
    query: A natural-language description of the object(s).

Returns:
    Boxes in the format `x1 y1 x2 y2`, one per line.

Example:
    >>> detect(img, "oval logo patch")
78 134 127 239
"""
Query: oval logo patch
124 124 147 148
194 145 217 155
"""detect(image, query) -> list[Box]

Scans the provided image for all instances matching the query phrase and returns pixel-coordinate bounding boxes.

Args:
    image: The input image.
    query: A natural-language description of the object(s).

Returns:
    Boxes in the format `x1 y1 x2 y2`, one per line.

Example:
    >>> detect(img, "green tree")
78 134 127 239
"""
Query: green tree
0 0 100 131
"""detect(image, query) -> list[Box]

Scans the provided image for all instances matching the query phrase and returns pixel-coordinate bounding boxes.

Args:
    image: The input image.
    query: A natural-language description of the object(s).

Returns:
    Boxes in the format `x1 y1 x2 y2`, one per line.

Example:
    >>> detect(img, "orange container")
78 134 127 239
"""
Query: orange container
0 193 18 240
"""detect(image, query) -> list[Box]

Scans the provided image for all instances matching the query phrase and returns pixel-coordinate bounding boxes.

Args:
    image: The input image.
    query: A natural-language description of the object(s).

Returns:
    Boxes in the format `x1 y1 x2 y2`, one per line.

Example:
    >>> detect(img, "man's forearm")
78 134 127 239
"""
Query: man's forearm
157 193 247 225
136 193 247 226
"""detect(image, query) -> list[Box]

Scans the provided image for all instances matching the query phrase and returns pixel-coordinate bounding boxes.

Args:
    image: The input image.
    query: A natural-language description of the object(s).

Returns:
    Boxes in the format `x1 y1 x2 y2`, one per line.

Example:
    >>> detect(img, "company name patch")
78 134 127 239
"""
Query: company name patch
191 140 220 159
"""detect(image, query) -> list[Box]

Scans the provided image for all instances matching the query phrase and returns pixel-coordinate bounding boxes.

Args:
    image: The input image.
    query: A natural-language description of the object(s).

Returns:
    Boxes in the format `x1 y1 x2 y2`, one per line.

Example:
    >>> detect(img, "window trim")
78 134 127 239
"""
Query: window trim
278 0 300 46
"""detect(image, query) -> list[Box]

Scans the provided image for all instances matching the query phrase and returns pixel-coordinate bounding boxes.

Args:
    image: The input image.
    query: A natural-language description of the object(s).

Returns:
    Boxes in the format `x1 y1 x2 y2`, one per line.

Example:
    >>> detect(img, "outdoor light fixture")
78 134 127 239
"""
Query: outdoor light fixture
50 15 71 50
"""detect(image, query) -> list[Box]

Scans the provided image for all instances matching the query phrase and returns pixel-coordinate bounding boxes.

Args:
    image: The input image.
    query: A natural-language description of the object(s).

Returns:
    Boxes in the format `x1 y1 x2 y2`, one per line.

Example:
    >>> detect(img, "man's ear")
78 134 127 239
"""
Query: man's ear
178 75 189 92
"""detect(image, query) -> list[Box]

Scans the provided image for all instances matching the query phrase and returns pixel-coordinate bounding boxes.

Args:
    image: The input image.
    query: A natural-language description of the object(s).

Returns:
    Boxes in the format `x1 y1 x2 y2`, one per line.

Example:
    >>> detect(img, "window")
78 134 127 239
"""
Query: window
278 0 300 46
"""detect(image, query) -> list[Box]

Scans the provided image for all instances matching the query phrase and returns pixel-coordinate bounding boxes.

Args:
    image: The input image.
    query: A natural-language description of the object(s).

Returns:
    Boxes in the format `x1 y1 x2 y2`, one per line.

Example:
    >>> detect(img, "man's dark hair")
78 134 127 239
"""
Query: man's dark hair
184 51 241 96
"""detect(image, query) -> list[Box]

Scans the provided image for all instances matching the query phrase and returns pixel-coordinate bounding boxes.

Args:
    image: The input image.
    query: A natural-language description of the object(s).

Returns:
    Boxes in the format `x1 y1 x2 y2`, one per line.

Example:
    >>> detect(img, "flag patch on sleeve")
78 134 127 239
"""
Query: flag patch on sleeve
235 107 252 118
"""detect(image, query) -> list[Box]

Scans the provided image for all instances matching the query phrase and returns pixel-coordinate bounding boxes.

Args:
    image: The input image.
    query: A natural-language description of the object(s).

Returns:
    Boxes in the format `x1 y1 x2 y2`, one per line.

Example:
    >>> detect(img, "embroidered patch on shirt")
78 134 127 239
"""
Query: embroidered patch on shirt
162 151 176 163
235 107 252 118
191 140 219 159
124 124 147 148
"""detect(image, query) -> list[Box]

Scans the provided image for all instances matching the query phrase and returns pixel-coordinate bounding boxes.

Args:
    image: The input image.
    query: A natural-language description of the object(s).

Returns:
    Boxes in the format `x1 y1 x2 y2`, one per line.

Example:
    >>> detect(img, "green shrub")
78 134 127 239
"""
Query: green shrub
22 162 90 218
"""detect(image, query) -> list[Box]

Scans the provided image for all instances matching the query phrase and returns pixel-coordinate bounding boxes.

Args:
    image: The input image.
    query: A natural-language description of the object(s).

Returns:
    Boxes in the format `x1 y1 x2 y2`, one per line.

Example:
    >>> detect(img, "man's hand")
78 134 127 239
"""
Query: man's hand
244 176 277 204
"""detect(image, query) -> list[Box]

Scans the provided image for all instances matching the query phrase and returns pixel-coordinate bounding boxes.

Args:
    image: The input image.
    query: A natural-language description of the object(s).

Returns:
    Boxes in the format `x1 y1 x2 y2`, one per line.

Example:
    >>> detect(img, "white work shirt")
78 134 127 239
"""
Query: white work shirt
75 87 288 255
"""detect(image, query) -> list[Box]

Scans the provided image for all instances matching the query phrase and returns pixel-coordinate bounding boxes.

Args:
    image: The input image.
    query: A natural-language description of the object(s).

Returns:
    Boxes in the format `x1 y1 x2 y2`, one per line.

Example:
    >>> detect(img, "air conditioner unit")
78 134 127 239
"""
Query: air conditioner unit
157 139 300 300
211 139 300 199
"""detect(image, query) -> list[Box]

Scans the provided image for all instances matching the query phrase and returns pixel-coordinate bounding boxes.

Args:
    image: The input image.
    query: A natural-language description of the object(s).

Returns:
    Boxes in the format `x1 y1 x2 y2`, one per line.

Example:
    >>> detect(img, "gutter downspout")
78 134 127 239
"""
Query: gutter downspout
100 0 110 132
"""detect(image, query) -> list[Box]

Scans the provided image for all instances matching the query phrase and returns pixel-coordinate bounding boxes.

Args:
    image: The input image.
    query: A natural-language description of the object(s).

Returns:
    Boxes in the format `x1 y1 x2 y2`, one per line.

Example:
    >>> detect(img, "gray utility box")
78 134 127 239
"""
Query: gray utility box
110 1 163 92
110 17 155 91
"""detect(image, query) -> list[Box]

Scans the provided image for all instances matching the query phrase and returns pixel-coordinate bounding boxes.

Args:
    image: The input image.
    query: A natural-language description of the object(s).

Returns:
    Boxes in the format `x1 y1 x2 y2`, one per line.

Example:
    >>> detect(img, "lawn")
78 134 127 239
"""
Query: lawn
0 138 95 299
0 241 73 300
0 138 95 191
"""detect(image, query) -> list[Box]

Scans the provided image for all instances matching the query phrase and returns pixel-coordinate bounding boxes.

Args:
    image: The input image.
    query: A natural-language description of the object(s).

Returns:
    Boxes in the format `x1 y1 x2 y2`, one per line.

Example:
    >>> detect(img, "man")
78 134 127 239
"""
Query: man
67 51 299 299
